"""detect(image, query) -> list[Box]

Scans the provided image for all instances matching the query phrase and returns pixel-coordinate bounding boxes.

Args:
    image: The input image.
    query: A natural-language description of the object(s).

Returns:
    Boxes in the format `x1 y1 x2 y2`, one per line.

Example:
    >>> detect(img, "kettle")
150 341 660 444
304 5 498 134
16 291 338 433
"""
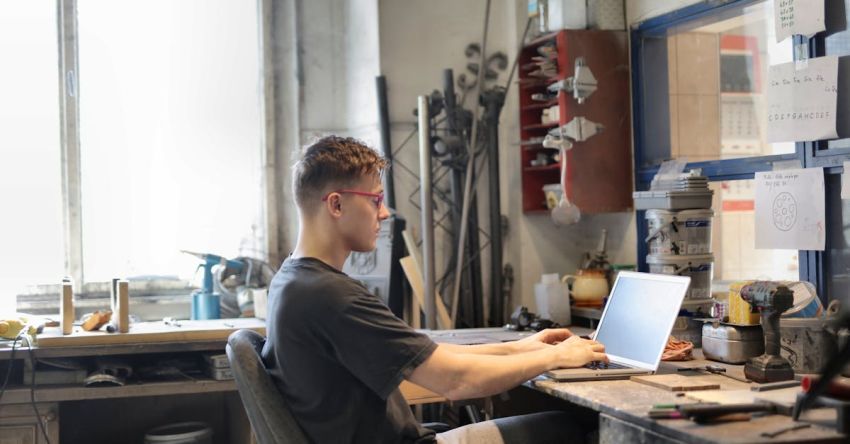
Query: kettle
562 269 609 307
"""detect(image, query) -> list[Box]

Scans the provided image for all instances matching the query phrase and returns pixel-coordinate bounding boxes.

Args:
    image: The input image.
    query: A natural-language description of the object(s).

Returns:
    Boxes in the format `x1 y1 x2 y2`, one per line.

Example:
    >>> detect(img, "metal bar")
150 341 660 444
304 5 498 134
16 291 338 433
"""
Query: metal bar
485 99 504 326
57 0 83 291
451 0 491 328
376 75 396 209
418 96 436 330
258 0 279 267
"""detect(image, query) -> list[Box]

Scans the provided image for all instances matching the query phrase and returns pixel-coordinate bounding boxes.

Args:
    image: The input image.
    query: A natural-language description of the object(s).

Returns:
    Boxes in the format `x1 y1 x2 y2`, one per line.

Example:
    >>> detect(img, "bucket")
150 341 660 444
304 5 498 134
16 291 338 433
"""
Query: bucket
645 209 713 255
779 318 837 374
646 254 714 300
144 422 212 444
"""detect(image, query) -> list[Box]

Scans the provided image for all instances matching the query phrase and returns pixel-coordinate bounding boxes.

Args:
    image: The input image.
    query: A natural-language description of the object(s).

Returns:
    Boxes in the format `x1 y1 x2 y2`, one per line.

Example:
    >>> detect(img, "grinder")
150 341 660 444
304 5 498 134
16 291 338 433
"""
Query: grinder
740 282 795 383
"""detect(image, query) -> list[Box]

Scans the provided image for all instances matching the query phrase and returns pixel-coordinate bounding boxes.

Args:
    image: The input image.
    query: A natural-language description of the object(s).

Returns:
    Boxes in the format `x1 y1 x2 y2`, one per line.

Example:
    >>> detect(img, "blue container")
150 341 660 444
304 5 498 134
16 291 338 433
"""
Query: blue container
191 292 221 320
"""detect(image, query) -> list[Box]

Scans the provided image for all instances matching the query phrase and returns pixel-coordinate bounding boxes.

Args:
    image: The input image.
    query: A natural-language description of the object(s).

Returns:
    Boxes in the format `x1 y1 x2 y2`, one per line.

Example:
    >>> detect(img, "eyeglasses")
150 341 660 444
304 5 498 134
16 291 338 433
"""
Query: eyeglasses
322 189 384 209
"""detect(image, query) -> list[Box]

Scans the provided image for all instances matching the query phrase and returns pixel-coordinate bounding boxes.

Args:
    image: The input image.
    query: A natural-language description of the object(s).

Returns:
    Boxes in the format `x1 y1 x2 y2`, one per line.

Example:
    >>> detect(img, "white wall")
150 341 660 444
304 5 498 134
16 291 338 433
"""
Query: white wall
626 0 704 25
283 0 707 320
377 0 638 318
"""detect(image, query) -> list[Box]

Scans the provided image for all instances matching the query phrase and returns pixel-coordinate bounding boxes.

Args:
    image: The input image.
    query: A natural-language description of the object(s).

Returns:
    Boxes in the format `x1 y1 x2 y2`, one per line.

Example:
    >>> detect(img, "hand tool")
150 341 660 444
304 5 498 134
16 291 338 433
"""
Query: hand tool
740 282 795 383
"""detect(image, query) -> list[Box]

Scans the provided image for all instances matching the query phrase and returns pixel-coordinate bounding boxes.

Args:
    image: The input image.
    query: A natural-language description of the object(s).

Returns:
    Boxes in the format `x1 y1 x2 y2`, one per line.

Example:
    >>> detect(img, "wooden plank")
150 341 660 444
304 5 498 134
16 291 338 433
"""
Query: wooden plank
401 231 452 328
37 318 266 348
630 374 720 392
400 380 445 405
0 379 236 405
400 256 451 330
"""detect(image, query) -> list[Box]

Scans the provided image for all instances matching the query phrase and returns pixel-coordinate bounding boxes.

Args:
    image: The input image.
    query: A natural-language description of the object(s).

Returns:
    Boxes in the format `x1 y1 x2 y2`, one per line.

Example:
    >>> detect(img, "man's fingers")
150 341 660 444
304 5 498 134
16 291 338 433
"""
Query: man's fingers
591 343 605 352
593 352 609 363
543 328 573 341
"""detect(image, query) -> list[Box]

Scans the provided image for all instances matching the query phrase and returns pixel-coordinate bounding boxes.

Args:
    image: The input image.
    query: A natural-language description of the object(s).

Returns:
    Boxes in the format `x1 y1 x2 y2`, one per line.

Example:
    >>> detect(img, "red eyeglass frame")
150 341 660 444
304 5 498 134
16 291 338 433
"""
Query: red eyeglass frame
322 189 384 208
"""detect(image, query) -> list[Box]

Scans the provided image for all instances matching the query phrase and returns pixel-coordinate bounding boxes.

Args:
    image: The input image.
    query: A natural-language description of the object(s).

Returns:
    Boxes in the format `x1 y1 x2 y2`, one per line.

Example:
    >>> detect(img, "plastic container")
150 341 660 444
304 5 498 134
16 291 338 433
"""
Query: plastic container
145 422 212 444
633 190 714 210
645 209 714 255
646 254 714 300
534 273 570 325
542 184 562 210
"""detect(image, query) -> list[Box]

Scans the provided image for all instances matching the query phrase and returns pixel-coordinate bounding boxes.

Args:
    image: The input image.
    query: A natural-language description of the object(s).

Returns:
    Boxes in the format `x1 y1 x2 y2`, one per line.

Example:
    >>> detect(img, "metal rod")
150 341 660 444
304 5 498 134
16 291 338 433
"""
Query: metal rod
483 91 505 326
376 75 396 209
450 0 491 328
418 96 436 330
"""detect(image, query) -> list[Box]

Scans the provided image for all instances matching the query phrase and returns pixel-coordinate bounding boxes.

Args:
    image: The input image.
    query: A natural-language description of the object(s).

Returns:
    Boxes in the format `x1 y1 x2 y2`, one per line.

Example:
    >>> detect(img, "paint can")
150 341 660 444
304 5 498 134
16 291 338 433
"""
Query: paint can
646 254 714 300
645 209 713 255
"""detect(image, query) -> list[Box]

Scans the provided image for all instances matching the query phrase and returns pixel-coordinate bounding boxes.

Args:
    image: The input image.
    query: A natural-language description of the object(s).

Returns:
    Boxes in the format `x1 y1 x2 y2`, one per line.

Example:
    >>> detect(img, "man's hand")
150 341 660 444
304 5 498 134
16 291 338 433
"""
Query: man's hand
553 336 608 368
512 328 574 353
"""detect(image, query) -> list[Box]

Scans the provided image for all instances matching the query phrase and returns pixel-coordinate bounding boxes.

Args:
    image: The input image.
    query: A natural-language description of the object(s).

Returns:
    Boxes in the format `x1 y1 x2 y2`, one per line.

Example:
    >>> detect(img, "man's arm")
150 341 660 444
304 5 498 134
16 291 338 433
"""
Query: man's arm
437 328 576 356
408 336 606 401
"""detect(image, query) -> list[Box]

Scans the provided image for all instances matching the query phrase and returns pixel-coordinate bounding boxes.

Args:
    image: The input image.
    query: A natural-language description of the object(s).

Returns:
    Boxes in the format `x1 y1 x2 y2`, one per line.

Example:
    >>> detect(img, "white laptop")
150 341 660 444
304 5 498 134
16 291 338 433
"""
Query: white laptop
544 271 690 381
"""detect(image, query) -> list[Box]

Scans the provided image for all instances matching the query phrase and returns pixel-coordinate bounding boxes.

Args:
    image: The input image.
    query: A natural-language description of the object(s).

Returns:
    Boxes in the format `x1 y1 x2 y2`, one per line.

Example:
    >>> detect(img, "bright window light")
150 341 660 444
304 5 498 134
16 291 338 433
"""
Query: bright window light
0 3 64 313
77 0 264 283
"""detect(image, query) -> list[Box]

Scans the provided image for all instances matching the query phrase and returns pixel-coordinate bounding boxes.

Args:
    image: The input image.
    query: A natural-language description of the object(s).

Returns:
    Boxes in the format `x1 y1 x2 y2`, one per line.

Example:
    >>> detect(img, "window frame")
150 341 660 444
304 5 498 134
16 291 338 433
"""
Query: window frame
630 0 822 297
22 0 277 301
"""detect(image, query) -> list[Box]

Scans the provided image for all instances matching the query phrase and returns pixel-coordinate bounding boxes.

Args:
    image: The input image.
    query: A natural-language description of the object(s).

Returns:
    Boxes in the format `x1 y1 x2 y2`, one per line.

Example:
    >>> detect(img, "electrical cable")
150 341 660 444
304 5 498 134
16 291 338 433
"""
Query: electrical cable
0 336 20 404
25 340 51 444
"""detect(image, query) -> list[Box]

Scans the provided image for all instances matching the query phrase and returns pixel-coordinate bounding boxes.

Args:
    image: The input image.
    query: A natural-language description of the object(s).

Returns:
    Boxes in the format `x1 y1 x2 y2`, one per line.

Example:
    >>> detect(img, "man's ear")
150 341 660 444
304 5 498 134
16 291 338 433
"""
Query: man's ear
325 193 343 218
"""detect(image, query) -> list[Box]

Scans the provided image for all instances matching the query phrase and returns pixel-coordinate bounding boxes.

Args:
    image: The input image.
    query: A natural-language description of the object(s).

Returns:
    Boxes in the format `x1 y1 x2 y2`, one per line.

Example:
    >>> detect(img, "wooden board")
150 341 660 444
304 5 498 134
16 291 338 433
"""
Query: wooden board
630 374 721 392
400 256 452 329
37 318 266 348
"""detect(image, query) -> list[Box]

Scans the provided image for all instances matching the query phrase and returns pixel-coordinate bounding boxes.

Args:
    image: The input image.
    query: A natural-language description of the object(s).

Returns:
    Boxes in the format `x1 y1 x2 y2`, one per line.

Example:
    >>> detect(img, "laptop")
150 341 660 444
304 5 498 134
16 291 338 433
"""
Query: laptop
544 271 690 381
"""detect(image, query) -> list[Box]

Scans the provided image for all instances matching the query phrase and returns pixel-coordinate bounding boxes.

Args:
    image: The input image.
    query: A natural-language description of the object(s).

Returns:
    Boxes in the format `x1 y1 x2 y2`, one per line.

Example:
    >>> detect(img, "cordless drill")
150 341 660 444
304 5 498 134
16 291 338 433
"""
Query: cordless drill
740 282 795 383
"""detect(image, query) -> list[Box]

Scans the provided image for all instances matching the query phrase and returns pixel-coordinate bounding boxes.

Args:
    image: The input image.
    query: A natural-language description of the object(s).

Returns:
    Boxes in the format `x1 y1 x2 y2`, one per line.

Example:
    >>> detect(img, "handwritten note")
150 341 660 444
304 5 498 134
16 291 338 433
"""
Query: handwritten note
767 55 838 143
755 168 825 251
774 0 825 42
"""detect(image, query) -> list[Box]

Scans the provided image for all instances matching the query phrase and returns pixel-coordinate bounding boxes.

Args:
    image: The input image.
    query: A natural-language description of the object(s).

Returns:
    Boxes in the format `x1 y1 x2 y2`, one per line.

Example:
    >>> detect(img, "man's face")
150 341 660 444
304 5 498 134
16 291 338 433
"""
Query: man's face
336 174 390 252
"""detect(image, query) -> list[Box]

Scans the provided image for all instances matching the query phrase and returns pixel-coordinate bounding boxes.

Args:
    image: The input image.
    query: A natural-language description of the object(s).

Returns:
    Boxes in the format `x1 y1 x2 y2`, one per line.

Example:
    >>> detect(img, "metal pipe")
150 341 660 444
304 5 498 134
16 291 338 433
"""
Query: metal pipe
376 75 396 209
450 0 491 327
483 91 505 326
417 96 436 330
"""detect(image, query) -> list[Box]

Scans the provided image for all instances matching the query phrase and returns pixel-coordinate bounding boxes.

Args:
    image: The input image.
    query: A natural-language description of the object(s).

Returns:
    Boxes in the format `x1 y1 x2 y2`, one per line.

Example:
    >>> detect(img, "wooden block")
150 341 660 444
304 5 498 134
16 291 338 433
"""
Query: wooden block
631 374 721 392
61 281 74 335
400 256 451 330
116 280 130 333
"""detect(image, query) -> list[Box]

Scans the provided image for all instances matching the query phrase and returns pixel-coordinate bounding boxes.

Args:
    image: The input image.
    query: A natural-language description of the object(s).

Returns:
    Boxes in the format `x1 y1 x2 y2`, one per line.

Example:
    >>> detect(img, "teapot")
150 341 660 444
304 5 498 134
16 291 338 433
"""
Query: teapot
562 269 609 307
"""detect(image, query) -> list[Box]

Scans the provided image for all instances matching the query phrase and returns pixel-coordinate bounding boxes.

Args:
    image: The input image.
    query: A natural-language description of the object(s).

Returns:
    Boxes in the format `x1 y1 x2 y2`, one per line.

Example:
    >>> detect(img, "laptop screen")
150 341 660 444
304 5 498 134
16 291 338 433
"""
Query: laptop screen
593 272 690 368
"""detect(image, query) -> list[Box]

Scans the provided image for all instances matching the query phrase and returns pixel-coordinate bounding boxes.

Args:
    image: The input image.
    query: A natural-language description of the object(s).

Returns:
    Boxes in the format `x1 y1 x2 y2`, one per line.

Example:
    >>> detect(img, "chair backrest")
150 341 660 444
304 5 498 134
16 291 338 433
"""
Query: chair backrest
226 329 309 444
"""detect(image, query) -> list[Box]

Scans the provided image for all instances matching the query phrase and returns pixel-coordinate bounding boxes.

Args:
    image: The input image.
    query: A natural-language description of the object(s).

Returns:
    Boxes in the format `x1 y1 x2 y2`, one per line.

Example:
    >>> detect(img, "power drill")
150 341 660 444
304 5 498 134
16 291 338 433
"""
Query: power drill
740 282 795 383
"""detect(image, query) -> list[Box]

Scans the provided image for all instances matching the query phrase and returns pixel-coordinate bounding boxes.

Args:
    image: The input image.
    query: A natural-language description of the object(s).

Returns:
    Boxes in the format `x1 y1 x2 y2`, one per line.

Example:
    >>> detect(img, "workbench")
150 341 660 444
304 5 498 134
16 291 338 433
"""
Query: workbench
526 328 848 443
0 318 265 444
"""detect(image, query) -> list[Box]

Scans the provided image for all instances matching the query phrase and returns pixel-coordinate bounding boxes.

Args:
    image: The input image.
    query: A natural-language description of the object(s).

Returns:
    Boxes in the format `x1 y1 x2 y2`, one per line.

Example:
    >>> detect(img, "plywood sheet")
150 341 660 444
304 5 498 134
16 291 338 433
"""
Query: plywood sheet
37 318 265 348
630 374 720 392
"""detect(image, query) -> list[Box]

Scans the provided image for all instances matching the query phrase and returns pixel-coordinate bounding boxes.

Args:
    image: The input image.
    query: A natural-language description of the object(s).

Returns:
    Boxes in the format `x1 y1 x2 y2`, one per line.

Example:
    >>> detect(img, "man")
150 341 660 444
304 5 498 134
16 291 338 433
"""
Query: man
263 136 608 443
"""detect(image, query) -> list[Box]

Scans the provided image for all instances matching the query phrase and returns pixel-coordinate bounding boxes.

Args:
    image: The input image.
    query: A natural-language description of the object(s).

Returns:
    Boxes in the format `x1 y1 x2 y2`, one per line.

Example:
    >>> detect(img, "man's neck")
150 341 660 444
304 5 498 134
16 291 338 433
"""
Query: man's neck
292 223 350 271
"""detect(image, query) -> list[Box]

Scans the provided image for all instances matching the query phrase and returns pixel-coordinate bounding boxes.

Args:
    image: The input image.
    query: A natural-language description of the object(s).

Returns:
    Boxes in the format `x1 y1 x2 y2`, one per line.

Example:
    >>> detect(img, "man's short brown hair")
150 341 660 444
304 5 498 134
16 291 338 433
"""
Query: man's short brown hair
292 136 388 213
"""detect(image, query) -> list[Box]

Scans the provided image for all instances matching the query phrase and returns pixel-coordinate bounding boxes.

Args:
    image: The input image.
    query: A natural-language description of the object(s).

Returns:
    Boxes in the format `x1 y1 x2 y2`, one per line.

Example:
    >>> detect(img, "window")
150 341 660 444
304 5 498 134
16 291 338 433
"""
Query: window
0 3 64 313
77 0 265 283
632 0 808 291
1 1 267 310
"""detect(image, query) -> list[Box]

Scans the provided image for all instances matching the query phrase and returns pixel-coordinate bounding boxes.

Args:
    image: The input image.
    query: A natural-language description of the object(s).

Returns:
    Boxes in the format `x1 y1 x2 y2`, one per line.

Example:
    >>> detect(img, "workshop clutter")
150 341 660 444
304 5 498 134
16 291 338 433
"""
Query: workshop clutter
639 165 715 305
729 280 823 325
144 421 212 444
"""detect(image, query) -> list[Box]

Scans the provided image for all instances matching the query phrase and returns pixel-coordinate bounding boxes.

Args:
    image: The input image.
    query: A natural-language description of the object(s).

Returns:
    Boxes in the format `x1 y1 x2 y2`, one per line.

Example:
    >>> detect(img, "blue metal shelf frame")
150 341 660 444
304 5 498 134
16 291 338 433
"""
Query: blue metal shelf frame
629 0 826 295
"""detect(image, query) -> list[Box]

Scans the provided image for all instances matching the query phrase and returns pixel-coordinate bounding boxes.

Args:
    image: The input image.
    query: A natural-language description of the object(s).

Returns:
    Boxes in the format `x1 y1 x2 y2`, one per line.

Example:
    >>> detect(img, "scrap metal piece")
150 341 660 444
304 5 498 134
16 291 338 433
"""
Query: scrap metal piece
547 57 598 104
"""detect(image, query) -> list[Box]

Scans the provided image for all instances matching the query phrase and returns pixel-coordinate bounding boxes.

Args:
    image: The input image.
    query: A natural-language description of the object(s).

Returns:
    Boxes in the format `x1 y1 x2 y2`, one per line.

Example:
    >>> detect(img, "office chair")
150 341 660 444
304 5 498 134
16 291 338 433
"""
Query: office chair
226 329 309 444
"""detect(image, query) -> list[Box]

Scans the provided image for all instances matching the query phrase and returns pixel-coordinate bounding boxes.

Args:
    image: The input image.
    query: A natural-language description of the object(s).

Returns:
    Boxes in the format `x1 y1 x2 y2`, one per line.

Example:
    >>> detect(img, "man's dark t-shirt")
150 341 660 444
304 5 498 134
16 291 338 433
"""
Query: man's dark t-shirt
262 257 438 443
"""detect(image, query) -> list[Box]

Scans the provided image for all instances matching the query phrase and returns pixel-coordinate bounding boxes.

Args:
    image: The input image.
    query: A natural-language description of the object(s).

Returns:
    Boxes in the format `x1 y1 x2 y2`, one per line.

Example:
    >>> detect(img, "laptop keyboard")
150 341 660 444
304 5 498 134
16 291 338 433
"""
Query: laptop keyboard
584 361 630 370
